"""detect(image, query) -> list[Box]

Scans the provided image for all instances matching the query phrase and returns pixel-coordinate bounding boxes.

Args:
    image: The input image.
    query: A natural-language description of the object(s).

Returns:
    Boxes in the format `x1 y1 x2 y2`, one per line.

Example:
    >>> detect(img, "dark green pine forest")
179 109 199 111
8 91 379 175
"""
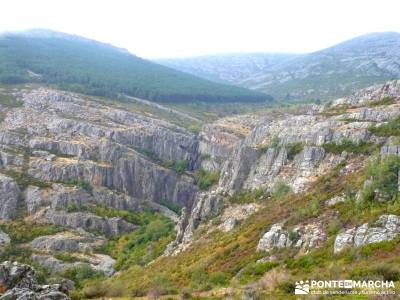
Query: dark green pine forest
0 29 271 103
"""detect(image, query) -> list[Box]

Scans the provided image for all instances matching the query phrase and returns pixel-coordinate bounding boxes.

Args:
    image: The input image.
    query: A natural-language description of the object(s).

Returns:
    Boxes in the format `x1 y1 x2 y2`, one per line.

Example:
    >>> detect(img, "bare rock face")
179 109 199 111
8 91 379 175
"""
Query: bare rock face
0 175 20 221
30 232 104 253
0 88 199 211
199 115 260 171
334 214 400 254
44 210 137 237
165 192 223 255
218 111 368 194
0 261 69 299
257 222 326 252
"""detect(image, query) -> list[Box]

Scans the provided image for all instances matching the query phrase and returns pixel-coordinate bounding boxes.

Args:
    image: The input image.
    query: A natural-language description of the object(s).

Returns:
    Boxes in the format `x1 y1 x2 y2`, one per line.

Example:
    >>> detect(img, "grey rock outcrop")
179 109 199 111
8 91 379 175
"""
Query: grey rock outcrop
44 210 136 236
0 175 20 221
0 261 69 300
257 222 326 252
0 231 10 248
334 214 400 253
31 254 116 276
332 80 400 107
25 186 48 215
165 192 223 255
326 195 346 207
30 232 104 253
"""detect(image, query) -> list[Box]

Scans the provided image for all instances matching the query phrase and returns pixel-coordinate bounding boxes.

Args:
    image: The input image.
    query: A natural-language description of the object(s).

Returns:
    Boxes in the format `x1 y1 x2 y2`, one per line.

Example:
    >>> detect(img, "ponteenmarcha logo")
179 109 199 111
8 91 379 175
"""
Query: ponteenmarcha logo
295 280 310 294
294 279 396 295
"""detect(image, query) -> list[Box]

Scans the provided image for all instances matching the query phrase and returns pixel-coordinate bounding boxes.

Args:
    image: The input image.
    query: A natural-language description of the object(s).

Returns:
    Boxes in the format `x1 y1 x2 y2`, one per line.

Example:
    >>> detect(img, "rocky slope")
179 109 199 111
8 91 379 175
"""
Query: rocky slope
147 80 400 297
166 80 400 255
0 86 203 290
2 80 400 298
158 32 400 101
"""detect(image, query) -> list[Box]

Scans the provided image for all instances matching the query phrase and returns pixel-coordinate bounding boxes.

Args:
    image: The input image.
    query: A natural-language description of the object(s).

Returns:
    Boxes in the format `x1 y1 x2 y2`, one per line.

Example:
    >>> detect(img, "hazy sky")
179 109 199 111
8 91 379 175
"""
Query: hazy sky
0 0 399 58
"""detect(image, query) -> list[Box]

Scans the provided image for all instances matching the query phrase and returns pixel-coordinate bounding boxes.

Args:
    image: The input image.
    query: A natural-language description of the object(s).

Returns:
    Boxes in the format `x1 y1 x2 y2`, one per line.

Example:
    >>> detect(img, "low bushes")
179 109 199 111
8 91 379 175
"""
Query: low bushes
195 168 220 190
0 221 62 243
361 155 400 202
322 139 375 155
369 115 400 137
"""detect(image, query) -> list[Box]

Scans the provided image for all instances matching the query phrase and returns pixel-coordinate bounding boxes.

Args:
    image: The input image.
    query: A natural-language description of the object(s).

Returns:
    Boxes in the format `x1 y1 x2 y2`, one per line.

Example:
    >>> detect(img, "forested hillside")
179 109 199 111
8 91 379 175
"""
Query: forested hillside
0 29 270 103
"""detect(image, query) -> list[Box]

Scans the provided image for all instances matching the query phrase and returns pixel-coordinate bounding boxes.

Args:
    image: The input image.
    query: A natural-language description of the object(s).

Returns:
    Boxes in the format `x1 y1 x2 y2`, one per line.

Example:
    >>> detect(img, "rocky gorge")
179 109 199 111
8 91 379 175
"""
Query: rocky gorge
1 80 400 298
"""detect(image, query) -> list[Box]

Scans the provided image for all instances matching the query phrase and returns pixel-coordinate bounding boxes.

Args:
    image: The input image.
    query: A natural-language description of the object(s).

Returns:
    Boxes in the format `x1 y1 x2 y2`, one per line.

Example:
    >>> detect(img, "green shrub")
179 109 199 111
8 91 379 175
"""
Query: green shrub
54 252 80 263
209 272 230 286
351 264 400 281
0 94 23 108
238 261 278 284
286 142 304 160
158 200 182 215
60 265 104 289
200 153 211 160
369 115 400 137
0 221 62 243
368 96 395 107
1 169 51 189
0 244 32 264
271 181 292 201
327 219 342 236
294 198 320 221
195 168 219 190
61 179 92 192
190 266 211 290
163 160 189 174
173 160 189 174
322 139 374 154
259 136 280 152
276 281 295 294
104 215 175 270
361 155 400 202
229 188 267 204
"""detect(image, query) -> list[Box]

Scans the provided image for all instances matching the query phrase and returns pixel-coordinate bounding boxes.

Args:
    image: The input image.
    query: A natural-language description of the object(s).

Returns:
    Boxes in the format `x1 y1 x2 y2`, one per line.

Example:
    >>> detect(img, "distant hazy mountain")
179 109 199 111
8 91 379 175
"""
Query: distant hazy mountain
157 32 400 101
0 29 270 103
156 53 300 85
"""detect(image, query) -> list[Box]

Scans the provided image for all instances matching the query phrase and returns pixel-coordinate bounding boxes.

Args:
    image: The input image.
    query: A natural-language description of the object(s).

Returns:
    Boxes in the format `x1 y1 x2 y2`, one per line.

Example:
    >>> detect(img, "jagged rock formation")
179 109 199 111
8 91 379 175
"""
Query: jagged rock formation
3 88 199 210
0 87 204 282
0 261 70 299
0 175 20 221
334 215 400 254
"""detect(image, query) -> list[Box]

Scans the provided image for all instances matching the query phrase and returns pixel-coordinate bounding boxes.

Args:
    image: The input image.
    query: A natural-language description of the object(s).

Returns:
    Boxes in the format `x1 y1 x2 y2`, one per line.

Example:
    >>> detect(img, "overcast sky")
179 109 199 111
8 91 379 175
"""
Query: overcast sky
0 0 399 58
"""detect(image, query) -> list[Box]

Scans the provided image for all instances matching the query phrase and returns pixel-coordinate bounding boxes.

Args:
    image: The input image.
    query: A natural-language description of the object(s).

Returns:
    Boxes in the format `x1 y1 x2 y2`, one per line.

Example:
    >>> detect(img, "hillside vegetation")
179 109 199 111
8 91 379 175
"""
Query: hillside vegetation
0 29 271 103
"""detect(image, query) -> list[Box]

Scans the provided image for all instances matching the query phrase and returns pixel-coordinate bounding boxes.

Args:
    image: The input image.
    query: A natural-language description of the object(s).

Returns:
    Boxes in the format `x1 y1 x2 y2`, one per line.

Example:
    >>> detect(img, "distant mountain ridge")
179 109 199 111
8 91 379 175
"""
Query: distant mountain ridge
156 53 301 85
0 29 270 103
157 32 400 101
